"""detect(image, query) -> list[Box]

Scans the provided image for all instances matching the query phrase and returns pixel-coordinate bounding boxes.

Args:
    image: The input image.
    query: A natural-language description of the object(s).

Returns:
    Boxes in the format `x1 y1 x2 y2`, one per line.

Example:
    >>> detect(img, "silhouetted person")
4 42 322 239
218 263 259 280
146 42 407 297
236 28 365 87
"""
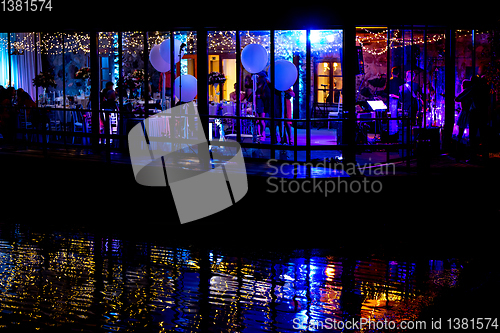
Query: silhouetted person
385 66 404 97
275 87 294 145
455 79 473 161
399 70 422 126
468 65 491 163
100 81 117 110
18 89 47 143
0 87 16 142
16 89 37 109
230 82 245 102
100 82 117 136
247 72 270 141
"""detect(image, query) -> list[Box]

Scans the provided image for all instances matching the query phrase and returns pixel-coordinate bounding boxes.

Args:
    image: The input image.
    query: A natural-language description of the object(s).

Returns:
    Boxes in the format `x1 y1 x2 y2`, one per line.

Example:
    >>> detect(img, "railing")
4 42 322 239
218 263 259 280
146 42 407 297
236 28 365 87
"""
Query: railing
1 106 423 165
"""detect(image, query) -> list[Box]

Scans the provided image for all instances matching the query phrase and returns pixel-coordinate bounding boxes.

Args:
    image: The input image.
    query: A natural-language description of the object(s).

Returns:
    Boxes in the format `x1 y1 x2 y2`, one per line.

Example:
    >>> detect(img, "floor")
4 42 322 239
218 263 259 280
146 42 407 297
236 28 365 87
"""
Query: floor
214 126 401 163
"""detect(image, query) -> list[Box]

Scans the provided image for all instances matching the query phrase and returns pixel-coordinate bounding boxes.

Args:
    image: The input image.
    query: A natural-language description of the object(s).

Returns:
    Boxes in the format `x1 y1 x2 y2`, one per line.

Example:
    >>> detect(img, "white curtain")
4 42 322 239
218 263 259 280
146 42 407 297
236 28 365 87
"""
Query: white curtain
10 33 43 100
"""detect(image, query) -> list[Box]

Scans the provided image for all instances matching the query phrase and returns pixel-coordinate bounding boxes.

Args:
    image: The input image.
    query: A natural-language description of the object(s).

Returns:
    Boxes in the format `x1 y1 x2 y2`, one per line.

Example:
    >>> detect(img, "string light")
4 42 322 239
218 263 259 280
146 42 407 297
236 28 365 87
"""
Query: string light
356 28 454 56
0 30 491 57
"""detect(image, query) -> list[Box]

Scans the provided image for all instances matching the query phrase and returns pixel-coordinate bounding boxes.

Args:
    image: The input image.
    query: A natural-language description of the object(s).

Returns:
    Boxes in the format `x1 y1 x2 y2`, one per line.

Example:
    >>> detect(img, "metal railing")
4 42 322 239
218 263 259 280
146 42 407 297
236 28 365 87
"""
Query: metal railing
1 105 421 166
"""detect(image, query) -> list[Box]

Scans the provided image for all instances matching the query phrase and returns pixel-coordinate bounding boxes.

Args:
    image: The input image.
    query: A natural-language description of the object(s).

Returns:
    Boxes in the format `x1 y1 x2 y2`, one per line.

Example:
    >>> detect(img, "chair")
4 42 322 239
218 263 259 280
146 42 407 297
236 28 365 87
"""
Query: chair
100 109 116 145
83 111 92 145
328 112 339 129
222 112 235 135
109 112 118 146
48 110 61 141
18 108 33 142
72 110 84 144
328 102 342 129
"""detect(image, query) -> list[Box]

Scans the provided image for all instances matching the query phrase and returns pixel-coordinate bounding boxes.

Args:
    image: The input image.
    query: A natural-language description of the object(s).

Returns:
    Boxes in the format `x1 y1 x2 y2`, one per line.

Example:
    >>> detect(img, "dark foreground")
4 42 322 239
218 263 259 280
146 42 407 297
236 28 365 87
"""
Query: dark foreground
2 151 498 254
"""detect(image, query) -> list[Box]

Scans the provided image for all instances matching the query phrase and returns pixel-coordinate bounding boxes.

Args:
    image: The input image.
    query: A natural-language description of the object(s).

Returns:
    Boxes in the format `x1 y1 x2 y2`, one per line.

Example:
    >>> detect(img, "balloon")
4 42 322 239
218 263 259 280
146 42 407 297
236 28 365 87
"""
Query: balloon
159 38 184 68
174 75 197 102
149 44 170 72
241 43 268 74
274 60 298 91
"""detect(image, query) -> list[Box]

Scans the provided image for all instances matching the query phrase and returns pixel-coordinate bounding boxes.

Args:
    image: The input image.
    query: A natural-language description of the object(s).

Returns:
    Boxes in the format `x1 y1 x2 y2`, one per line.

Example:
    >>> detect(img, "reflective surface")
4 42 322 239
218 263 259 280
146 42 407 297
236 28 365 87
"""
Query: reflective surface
0 223 462 332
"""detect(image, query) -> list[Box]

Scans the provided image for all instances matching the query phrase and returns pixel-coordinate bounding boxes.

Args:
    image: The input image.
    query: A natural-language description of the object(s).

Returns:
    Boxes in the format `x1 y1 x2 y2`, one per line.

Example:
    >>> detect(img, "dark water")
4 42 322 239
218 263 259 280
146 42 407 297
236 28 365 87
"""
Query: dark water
0 223 465 332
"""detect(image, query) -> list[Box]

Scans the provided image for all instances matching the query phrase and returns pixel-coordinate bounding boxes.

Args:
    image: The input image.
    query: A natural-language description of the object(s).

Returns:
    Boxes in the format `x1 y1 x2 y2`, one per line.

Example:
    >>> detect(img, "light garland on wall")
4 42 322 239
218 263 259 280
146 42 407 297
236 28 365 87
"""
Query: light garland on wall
356 29 491 57
205 30 342 59
147 31 197 54
0 30 491 57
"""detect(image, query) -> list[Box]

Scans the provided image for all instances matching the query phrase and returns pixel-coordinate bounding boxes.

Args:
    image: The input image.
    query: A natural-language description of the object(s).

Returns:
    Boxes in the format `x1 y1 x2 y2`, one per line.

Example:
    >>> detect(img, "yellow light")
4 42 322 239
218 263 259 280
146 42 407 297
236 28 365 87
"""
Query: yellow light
323 62 330 73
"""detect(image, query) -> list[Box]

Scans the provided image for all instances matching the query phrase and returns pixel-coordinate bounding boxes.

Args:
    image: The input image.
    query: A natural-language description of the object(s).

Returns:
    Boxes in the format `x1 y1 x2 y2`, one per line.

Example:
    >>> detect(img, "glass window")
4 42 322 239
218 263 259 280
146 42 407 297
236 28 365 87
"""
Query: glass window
208 31 236 146
310 29 343 161
38 33 63 105
425 29 446 129
97 31 119 146
454 30 473 143
388 28 418 159
147 31 170 111
355 27 392 164
238 30 271 159
175 30 197 99
0 33 8 87
9 33 41 100
63 32 90 107
121 31 145 113
274 30 306 161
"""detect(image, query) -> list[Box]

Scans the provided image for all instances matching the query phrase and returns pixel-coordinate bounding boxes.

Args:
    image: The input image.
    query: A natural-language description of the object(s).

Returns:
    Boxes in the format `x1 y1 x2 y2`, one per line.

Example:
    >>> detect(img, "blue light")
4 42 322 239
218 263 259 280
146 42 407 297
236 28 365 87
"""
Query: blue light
309 30 320 44
0 33 9 86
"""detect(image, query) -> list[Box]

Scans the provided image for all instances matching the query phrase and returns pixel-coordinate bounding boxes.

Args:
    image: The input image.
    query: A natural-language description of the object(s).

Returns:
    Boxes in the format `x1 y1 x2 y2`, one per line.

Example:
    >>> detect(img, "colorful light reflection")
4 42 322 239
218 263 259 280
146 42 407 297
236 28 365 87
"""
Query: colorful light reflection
0 226 463 332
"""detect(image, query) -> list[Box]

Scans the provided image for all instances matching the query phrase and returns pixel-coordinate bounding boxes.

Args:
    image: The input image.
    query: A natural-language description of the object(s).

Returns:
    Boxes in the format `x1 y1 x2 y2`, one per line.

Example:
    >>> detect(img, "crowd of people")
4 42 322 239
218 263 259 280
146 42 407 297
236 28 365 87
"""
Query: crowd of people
385 64 493 163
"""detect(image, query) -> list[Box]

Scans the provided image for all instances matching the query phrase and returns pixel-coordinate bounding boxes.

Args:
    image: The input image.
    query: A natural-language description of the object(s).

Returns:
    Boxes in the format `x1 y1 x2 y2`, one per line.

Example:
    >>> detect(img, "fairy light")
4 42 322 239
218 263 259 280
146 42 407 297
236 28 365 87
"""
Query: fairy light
1 29 491 58
355 28 457 56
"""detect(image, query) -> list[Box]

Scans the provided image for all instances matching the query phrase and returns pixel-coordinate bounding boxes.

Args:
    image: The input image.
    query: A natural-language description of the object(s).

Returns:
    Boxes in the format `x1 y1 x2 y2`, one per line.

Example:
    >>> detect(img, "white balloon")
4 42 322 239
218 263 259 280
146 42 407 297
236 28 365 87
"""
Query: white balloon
159 39 184 68
274 60 298 91
241 43 268 74
149 44 170 72
174 75 197 102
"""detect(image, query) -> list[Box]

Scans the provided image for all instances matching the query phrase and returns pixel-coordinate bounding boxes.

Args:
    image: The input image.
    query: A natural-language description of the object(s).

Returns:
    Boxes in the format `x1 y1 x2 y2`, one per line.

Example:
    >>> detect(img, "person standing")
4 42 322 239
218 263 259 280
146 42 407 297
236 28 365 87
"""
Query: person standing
468 65 492 163
398 70 422 157
274 87 294 145
0 87 17 143
455 79 473 161
399 70 422 126
251 72 270 141
385 66 404 136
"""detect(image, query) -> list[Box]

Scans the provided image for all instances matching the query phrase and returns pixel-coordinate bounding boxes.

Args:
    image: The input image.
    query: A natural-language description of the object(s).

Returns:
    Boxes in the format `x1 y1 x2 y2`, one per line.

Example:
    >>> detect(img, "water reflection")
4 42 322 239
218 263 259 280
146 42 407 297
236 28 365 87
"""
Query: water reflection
0 224 461 332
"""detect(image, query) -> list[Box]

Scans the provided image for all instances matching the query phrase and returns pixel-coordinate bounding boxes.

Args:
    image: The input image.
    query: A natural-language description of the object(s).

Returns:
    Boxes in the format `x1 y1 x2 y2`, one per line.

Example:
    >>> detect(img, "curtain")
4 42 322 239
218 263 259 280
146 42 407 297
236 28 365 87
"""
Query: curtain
9 32 43 100
0 33 9 87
